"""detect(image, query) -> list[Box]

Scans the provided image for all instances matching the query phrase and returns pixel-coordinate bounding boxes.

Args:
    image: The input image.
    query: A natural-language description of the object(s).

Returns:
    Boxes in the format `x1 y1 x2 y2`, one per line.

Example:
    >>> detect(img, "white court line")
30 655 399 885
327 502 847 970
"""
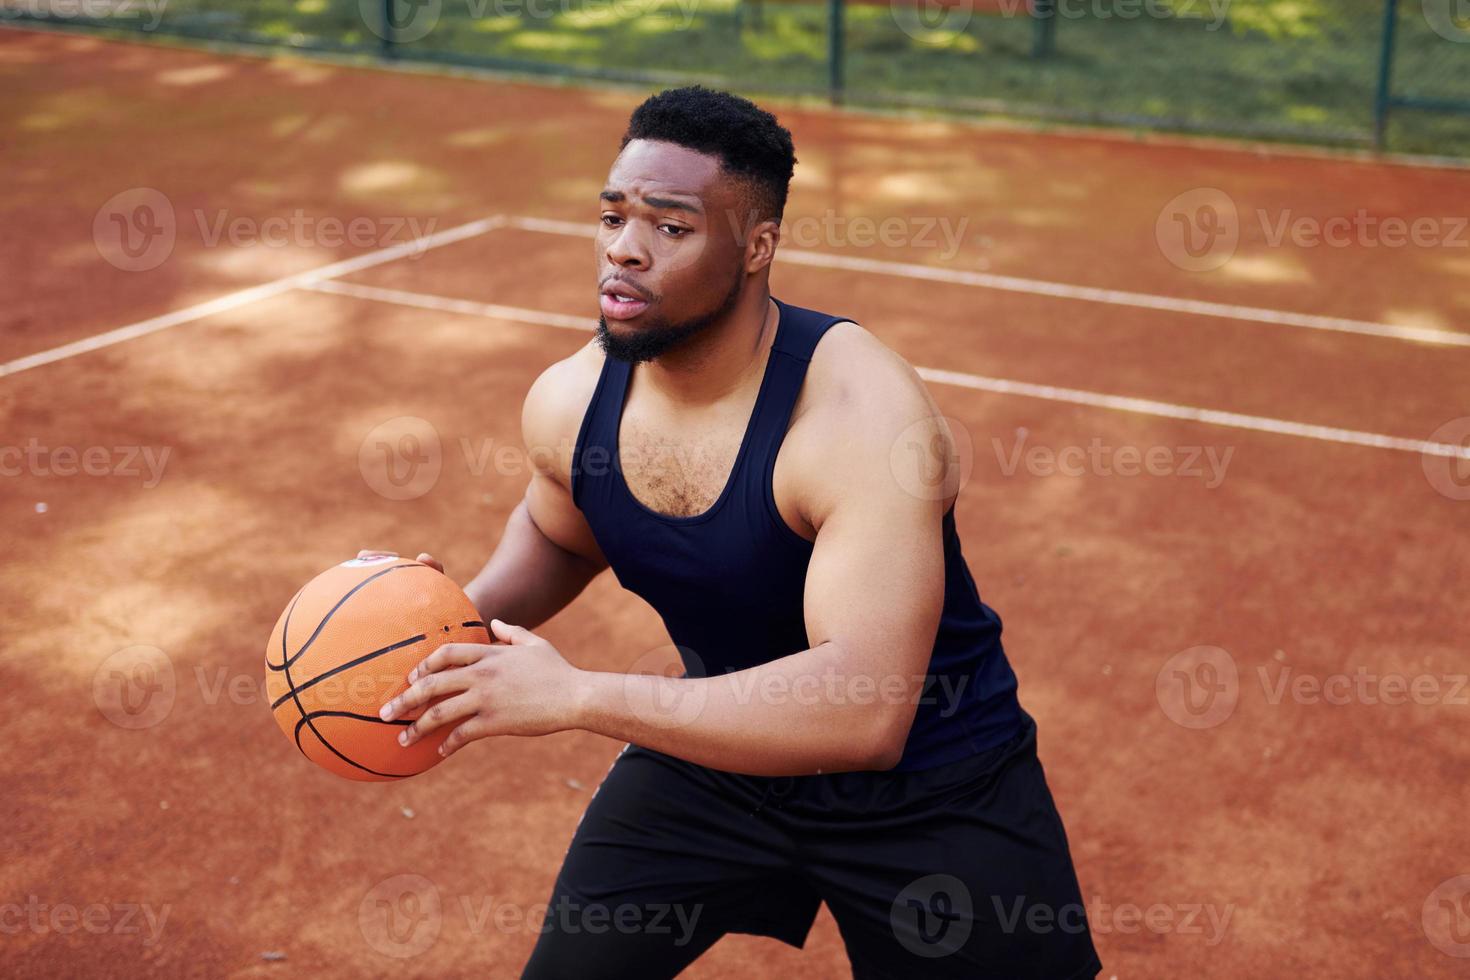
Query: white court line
0 215 506 379
306 279 594 332
505 215 1470 349
298 277 1470 461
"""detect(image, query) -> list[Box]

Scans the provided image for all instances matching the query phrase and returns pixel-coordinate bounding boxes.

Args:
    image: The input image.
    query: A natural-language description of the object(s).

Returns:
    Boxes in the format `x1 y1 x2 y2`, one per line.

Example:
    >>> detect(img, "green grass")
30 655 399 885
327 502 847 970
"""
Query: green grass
8 0 1470 156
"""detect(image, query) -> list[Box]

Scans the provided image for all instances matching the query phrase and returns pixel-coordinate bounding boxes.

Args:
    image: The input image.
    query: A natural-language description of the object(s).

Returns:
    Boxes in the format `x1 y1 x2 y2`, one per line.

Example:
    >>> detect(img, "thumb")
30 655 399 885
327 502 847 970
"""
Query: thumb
489 619 535 644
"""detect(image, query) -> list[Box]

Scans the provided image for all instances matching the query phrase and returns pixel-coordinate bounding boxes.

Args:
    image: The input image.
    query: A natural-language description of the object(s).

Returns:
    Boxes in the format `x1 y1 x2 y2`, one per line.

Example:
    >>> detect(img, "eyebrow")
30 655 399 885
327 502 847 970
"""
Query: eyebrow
600 190 703 215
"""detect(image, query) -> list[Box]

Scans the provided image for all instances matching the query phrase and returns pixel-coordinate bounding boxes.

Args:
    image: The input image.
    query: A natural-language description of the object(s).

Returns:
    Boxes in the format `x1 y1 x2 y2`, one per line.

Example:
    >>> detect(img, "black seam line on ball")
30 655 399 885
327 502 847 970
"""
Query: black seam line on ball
268 563 419 673
270 633 427 711
292 711 416 779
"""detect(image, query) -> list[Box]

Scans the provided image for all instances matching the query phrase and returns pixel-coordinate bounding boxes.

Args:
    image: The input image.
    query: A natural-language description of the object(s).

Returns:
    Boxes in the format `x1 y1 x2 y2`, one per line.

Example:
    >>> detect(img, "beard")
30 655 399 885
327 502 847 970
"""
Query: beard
597 270 743 364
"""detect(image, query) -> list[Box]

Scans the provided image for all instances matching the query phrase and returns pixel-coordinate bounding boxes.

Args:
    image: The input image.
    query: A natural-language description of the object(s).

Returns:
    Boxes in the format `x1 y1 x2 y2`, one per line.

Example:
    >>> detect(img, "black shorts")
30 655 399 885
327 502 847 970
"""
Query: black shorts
522 715 1101 979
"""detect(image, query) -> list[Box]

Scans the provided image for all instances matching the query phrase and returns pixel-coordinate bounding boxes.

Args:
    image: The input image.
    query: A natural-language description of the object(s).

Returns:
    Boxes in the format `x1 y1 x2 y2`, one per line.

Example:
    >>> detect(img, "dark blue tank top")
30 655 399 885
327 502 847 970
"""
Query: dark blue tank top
571 298 1024 771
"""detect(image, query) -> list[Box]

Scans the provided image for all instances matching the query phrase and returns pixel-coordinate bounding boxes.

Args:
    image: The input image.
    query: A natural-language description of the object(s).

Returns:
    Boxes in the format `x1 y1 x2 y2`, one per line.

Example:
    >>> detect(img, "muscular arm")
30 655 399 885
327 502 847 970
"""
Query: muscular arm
459 343 609 629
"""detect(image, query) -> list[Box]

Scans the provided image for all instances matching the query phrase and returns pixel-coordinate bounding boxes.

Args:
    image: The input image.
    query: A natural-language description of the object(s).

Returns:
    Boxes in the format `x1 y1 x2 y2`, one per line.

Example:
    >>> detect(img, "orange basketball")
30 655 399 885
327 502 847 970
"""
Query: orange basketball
265 556 489 781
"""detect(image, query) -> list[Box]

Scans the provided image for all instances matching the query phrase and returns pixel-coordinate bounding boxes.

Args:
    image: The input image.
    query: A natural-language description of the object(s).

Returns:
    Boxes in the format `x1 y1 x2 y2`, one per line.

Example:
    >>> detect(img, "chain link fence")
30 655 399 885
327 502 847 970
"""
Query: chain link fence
3 0 1468 155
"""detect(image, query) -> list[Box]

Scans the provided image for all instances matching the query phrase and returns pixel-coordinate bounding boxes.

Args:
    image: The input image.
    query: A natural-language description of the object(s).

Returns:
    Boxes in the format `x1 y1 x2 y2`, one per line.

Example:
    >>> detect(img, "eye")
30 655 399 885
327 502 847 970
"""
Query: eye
601 213 624 228
659 223 692 238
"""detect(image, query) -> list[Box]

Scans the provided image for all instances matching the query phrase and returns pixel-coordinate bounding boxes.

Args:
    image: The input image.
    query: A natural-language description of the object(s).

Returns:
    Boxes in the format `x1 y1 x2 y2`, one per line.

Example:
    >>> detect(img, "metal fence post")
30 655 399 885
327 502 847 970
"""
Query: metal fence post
1031 0 1057 58
381 0 396 58
828 0 845 105
1373 0 1399 149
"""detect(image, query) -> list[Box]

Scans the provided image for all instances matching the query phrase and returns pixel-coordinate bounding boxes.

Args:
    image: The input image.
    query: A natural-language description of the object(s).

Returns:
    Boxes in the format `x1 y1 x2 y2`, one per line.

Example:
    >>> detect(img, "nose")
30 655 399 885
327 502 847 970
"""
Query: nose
604 220 650 271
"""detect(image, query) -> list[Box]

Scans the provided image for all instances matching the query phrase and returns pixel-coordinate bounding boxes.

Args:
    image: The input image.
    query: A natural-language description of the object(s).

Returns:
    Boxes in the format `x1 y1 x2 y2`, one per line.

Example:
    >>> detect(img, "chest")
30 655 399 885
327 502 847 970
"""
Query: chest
617 402 749 518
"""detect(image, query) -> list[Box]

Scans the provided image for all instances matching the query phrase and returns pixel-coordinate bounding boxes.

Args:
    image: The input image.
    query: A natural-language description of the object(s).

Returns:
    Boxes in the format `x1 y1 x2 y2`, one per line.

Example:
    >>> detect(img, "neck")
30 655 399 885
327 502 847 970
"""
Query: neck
641 288 777 407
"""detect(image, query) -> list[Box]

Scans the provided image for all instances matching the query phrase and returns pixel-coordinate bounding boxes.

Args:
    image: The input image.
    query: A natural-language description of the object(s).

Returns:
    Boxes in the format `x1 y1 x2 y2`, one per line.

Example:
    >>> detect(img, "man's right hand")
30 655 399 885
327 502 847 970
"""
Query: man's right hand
356 549 445 575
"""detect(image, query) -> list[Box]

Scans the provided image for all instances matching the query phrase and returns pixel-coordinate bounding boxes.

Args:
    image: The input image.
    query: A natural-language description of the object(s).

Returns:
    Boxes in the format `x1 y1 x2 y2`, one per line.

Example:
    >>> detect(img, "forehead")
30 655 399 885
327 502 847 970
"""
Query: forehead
605 139 730 203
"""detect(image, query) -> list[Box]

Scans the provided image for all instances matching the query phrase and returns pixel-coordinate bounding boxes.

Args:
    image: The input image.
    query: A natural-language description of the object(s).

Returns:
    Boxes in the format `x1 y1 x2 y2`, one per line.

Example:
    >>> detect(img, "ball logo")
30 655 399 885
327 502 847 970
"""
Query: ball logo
890 415 974 502
1422 418 1470 501
1422 875 1470 957
359 416 443 501
890 873 972 958
93 645 176 729
621 645 707 730
360 0 442 43
1423 0 1470 43
1156 645 1238 729
891 0 975 46
93 188 176 272
358 874 442 958
1156 188 1239 272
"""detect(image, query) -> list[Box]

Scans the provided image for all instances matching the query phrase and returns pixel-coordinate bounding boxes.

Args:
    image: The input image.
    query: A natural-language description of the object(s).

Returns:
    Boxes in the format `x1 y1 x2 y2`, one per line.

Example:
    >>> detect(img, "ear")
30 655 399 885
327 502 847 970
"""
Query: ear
744 218 781 275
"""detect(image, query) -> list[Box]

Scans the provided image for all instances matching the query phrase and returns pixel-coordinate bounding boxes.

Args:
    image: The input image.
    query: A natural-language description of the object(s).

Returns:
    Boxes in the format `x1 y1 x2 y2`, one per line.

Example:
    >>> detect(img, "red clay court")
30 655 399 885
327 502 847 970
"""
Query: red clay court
3 25 1469 979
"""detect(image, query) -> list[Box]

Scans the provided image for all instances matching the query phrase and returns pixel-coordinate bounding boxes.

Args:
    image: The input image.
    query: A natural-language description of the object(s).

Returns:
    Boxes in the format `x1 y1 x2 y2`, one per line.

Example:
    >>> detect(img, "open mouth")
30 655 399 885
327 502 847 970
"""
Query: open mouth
600 283 651 321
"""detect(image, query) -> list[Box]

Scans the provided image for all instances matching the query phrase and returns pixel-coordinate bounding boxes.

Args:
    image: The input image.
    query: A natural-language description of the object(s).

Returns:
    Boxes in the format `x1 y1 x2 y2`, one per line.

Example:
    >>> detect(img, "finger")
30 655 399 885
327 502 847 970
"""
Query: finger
399 691 478 747
407 643 488 684
380 669 472 722
440 717 491 758
357 549 398 559
490 619 537 645
415 553 445 574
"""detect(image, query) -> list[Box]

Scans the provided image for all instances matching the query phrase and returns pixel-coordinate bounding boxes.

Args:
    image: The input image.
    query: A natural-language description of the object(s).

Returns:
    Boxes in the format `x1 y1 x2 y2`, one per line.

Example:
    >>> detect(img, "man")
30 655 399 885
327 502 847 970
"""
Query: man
371 87 1101 979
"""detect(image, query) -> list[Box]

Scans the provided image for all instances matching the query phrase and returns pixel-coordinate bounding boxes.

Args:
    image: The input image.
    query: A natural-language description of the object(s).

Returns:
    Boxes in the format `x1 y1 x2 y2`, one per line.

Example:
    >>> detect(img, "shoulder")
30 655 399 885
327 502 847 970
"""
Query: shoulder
800 321 933 421
785 321 958 523
522 339 606 486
